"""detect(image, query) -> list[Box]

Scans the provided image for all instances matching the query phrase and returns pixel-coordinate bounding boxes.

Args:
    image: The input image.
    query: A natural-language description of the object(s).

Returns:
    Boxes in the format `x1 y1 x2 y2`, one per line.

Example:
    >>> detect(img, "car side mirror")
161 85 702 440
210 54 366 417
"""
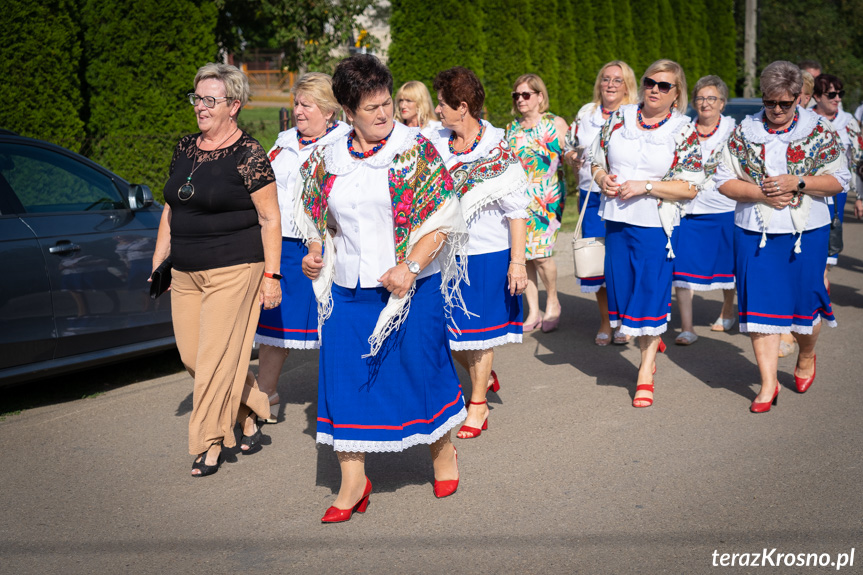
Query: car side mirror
128 184 153 210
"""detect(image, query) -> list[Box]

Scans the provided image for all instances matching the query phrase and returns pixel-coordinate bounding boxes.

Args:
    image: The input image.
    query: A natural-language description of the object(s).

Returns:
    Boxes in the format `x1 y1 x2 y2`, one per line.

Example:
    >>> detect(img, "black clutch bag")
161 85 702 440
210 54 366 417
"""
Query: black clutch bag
149 257 172 299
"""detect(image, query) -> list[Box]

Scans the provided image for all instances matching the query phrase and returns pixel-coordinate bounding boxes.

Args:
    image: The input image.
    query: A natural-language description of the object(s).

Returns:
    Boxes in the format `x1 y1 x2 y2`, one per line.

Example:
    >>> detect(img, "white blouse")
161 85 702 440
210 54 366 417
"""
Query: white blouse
566 103 605 193
714 108 849 234
599 105 694 228
323 123 439 289
432 121 530 256
269 122 350 238
686 115 737 215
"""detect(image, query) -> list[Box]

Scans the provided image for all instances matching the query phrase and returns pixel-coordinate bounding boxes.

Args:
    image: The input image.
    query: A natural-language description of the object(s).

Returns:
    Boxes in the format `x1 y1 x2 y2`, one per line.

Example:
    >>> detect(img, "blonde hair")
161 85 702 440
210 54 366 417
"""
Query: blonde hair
801 70 815 97
592 61 638 107
194 63 251 110
394 81 438 128
511 73 550 116
640 59 688 112
293 72 339 123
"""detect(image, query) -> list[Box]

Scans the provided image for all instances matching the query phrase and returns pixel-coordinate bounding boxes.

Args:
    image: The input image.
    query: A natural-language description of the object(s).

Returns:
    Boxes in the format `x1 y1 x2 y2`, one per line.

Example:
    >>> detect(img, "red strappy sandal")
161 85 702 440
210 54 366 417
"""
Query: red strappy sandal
633 383 654 408
457 400 489 439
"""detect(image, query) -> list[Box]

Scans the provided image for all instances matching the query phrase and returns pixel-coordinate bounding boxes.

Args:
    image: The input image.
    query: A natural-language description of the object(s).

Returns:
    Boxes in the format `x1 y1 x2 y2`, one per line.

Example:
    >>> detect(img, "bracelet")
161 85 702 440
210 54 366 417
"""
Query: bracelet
510 261 526 266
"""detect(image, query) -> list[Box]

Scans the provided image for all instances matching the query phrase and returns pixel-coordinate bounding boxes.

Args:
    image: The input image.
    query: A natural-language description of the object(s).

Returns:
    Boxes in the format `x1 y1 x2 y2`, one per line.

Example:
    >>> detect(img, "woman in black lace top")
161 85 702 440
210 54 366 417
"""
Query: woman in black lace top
152 63 282 477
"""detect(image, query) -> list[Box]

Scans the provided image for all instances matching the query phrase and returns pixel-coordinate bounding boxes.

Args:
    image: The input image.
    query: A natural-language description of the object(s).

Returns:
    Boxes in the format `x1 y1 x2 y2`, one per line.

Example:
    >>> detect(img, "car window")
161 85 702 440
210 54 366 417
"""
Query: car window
0 143 126 213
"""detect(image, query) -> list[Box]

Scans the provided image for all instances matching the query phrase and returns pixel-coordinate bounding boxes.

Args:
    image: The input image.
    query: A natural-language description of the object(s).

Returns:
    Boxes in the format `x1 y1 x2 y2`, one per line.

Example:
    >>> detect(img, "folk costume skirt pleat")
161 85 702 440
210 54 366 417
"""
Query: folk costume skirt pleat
317 273 466 453
672 211 736 291
735 225 836 334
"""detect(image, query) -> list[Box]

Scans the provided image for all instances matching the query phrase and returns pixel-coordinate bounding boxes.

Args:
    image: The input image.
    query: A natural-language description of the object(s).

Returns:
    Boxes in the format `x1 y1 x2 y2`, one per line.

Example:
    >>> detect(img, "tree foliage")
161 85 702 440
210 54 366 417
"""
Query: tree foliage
2 0 85 150
388 0 485 95
482 0 532 128
217 0 381 74
706 0 737 93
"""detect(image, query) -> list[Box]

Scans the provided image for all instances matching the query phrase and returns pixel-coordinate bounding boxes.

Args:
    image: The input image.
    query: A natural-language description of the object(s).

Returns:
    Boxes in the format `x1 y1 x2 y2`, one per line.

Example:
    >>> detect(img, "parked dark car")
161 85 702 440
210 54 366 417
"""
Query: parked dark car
686 97 764 124
0 132 173 386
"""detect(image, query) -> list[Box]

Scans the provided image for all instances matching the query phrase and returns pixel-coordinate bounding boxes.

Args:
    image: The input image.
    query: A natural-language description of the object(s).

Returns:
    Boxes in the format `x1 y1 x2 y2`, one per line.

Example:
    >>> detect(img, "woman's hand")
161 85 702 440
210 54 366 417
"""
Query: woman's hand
260 277 282 309
600 173 621 197
855 198 863 219
617 180 649 201
378 263 416 298
563 150 583 170
507 262 528 295
761 175 797 209
302 252 324 280
762 175 799 196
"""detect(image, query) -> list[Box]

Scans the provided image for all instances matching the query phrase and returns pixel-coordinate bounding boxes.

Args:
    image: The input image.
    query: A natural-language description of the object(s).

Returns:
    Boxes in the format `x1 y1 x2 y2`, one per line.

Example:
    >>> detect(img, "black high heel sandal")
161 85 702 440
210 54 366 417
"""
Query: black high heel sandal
192 442 222 477
240 415 263 454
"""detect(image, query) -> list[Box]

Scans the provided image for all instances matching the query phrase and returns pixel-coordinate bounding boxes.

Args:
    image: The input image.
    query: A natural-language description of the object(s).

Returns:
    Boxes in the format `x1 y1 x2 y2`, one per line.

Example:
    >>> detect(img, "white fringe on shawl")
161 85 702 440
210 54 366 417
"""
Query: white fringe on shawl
293 122 469 357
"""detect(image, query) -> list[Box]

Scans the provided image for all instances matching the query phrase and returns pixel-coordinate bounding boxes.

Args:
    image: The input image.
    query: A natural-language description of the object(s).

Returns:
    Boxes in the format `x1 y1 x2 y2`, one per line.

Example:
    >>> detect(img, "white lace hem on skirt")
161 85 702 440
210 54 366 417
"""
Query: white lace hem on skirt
316 407 467 453
671 280 736 292
740 315 836 335
449 333 522 351
254 334 320 350
610 319 670 337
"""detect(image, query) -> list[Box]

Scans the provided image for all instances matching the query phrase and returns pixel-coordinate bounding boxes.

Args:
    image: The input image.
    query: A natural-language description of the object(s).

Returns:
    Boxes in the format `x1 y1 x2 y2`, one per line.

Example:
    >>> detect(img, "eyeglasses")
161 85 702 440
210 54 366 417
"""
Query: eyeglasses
188 93 232 108
512 91 538 101
823 90 845 99
693 96 723 105
601 77 624 86
762 97 798 111
642 78 675 93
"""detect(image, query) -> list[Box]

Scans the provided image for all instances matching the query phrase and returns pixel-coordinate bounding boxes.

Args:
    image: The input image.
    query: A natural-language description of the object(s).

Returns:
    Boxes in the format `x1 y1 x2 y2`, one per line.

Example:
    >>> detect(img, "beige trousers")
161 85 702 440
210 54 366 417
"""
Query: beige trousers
171 262 270 455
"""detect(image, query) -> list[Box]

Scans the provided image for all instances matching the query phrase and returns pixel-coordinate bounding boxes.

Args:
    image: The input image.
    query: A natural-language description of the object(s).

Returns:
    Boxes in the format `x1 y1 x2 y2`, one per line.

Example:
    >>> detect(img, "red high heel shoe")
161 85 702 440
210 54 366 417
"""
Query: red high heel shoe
456 401 489 439
658 338 667 353
794 354 816 393
487 370 501 393
750 384 779 413
632 382 654 408
433 446 459 498
321 476 372 523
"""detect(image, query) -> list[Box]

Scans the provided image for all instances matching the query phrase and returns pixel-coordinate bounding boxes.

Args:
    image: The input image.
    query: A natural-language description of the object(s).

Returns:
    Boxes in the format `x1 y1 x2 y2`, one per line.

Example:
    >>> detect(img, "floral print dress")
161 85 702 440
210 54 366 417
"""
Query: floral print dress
506 113 565 258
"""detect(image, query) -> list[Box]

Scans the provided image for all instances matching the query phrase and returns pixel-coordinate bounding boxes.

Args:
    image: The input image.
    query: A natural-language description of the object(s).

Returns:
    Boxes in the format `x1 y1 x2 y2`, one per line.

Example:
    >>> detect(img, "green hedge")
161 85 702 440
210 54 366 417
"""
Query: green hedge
2 0 85 151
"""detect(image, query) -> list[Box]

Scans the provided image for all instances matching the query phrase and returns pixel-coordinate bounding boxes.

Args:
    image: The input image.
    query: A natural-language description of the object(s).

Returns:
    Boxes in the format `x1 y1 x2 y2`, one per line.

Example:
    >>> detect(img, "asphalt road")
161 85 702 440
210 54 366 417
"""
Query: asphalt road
2 213 862 574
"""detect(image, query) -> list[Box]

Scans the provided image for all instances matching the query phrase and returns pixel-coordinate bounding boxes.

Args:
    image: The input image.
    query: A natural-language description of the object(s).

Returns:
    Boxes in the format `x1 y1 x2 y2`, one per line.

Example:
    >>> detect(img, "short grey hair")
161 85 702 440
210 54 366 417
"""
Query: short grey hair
194 63 251 108
692 75 729 103
759 61 803 99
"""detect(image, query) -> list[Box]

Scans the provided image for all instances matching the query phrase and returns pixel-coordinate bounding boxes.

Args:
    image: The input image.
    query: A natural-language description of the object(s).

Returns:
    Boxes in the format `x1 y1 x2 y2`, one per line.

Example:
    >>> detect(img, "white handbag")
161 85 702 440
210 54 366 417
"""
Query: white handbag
571 186 605 279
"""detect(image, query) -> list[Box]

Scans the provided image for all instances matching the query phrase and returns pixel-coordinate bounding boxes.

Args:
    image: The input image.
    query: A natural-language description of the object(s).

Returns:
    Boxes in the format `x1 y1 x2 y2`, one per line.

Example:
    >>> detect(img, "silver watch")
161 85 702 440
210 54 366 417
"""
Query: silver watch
645 181 653 195
405 259 421 274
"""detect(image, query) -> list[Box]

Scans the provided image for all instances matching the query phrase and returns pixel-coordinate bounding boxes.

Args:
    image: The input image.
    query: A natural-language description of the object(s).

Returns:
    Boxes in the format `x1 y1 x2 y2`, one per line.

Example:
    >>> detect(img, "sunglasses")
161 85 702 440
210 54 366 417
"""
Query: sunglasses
762 98 798 111
643 78 675 93
822 90 845 99
512 91 538 101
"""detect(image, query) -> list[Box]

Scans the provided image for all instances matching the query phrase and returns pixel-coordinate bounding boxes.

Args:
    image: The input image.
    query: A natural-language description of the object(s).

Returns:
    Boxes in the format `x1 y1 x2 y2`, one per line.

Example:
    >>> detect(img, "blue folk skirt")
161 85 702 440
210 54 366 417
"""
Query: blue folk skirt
317 273 466 452
447 249 523 351
672 211 736 291
255 238 319 349
735 226 836 334
605 221 676 337
576 188 606 293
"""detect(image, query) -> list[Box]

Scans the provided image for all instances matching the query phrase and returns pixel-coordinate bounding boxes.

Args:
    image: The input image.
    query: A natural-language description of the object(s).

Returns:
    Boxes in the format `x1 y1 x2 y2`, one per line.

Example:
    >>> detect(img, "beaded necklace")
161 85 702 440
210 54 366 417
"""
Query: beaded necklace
600 104 617 116
761 110 799 135
696 117 721 139
298 123 337 146
637 105 673 130
347 127 393 159
449 124 485 155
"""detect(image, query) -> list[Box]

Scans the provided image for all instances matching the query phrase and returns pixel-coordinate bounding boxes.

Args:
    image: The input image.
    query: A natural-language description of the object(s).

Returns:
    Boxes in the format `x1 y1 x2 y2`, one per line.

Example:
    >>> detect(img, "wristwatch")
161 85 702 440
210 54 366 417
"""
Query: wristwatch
404 259 421 274
264 271 283 280
797 176 806 191
645 181 654 195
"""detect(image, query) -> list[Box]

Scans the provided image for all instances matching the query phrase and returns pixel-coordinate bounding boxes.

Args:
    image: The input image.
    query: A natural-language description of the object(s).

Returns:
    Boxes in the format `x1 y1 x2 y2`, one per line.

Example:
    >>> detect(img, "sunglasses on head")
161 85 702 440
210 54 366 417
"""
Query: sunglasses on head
762 97 798 111
822 90 845 99
512 91 537 101
643 78 675 93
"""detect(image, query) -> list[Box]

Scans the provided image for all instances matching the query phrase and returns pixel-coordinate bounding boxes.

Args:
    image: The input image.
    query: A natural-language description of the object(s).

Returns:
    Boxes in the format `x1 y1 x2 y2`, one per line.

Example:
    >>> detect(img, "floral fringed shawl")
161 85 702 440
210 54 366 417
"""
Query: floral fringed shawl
293 123 468 356
720 109 845 253
589 108 706 257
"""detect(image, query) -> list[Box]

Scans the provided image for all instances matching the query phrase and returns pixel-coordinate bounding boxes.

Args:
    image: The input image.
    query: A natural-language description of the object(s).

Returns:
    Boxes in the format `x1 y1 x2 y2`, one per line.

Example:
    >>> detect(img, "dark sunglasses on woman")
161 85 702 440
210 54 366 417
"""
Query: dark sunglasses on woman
762 98 797 111
511 91 537 101
823 90 845 99
642 78 674 93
